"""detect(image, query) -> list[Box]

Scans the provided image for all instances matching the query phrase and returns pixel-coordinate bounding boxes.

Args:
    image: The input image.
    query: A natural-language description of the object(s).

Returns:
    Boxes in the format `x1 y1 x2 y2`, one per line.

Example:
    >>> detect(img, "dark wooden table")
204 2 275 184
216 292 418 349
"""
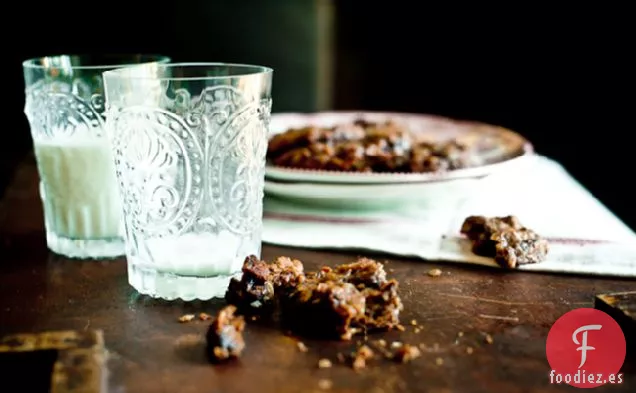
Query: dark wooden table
2 157 635 393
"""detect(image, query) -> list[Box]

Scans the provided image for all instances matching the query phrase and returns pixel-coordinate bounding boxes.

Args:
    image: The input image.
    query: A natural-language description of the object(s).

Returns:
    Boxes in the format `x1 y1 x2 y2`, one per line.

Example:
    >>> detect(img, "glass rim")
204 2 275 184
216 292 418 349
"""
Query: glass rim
22 54 171 70
103 62 273 82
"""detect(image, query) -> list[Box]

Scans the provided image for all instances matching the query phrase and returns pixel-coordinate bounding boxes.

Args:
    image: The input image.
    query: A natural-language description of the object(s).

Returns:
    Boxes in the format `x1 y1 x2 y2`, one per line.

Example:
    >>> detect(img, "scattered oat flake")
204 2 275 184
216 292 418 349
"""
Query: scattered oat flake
198 312 212 321
485 334 494 344
466 346 474 355
318 358 332 368
376 339 386 347
435 357 444 366
251 316 258 321
396 324 406 332
390 341 403 349
427 268 442 277
178 314 195 323
457 331 464 337
297 342 308 352
410 319 417 326
318 379 333 390
414 328 421 334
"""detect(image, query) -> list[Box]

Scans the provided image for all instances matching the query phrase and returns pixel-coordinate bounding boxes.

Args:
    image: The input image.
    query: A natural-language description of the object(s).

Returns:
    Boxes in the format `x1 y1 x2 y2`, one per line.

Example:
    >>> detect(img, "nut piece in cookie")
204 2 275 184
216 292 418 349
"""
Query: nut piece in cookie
205 305 245 363
460 215 548 268
492 228 549 268
332 257 388 288
267 126 332 159
269 256 306 290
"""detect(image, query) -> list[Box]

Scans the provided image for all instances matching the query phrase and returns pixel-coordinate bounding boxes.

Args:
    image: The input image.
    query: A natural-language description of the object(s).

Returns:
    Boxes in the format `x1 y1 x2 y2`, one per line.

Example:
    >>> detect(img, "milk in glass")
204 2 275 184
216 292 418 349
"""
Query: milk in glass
33 130 123 256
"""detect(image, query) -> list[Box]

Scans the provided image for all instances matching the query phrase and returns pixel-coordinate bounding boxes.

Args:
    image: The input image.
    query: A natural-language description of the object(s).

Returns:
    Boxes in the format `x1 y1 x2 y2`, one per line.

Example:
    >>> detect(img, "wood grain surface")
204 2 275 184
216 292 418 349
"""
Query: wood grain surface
1 157 634 393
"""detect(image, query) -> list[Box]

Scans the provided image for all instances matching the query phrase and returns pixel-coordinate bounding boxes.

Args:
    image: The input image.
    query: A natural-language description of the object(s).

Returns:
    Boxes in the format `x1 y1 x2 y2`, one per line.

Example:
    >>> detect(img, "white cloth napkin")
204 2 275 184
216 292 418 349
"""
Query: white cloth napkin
262 155 636 277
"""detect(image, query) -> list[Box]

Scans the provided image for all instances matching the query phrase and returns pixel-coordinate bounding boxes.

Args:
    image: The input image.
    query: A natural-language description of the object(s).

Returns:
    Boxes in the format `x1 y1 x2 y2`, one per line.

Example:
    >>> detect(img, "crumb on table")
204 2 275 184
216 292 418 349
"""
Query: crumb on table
352 345 374 370
297 341 308 352
178 314 195 323
427 268 442 277
318 358 332 369
393 344 421 363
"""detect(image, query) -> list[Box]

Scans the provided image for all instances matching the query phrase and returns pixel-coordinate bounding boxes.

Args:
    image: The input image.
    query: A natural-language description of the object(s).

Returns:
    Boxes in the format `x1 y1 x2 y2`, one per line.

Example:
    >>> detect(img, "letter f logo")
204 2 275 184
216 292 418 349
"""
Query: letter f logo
572 324 602 368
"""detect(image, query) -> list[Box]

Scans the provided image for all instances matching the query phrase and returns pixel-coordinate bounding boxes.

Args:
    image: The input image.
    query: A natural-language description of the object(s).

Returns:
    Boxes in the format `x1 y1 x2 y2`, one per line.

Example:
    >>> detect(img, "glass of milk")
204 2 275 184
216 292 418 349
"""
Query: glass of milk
103 63 273 301
22 54 171 259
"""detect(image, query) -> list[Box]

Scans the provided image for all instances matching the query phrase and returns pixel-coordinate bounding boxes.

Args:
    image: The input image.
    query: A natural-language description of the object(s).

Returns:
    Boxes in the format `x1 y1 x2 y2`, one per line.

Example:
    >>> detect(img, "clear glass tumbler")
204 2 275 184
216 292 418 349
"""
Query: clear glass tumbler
103 63 273 300
23 54 171 259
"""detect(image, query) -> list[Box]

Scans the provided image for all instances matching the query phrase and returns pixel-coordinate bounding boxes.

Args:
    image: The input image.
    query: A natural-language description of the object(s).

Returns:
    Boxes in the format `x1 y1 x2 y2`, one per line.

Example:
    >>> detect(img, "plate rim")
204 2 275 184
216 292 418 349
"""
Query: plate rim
264 180 444 201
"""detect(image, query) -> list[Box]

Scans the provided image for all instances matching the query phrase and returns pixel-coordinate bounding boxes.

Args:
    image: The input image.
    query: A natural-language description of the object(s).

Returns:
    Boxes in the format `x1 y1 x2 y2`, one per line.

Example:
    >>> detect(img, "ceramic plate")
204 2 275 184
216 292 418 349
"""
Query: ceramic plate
266 111 533 184
263 177 483 208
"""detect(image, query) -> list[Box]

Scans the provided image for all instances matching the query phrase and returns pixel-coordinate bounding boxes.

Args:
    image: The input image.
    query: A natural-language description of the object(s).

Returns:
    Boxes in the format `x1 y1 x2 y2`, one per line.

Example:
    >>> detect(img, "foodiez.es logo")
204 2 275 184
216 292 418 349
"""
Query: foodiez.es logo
546 308 626 388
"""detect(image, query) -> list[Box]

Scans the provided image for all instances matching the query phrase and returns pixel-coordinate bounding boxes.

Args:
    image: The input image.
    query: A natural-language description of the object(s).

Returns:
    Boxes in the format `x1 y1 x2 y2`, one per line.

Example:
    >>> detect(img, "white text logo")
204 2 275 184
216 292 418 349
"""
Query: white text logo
572 324 602 368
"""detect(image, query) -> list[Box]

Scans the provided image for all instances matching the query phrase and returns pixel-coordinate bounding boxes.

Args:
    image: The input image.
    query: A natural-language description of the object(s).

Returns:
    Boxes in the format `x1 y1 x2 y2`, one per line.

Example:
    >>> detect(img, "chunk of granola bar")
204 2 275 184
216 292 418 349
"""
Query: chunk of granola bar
225 256 277 315
225 255 305 316
460 215 548 268
205 305 245 363
279 279 366 340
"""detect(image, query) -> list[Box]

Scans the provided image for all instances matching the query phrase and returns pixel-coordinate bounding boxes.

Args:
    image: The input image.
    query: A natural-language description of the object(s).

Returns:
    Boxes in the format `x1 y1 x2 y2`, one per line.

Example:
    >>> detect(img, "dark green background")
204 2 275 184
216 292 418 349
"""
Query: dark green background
2 0 633 229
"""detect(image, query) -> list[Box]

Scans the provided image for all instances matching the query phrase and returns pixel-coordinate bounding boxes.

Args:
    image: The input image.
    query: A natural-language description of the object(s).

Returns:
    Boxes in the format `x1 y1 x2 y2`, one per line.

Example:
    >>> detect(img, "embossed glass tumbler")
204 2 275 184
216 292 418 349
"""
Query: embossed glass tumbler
23 54 171 259
103 63 273 301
